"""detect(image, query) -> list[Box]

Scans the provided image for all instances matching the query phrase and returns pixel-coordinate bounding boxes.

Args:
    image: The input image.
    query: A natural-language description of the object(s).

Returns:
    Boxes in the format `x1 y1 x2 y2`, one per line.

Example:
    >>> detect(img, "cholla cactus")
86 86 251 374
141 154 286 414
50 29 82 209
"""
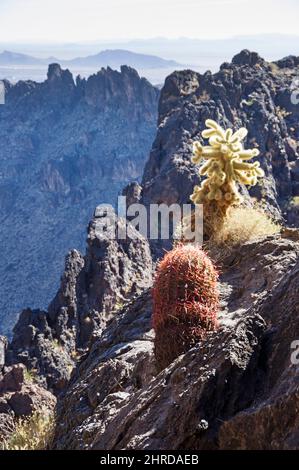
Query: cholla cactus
190 119 264 213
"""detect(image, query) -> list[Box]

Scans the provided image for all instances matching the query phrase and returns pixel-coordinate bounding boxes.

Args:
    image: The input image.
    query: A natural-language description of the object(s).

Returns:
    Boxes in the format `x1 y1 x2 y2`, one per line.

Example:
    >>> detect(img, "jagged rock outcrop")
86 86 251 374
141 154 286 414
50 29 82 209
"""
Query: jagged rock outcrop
0 64 159 334
122 181 142 207
274 55 299 69
140 50 299 255
49 52 299 449
0 364 56 442
51 232 299 450
3 50 299 450
6 209 153 394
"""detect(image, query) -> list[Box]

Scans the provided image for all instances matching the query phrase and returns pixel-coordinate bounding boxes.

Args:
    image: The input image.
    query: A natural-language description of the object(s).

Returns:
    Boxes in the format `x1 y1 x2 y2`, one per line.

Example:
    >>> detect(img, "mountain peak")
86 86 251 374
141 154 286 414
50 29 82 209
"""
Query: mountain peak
232 49 265 66
120 64 140 78
47 63 74 87
47 63 63 79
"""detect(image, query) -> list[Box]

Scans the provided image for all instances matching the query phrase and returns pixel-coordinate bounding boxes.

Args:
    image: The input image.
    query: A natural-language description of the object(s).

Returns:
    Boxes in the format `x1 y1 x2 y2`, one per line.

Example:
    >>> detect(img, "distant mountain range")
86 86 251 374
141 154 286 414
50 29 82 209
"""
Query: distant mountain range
1 34 299 71
0 50 45 65
0 49 181 69
121 34 299 64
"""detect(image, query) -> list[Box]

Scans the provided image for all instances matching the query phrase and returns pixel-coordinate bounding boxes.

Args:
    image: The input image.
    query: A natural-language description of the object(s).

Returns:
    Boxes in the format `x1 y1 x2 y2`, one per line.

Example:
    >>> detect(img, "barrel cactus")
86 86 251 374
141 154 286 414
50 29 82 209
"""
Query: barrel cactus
152 244 219 370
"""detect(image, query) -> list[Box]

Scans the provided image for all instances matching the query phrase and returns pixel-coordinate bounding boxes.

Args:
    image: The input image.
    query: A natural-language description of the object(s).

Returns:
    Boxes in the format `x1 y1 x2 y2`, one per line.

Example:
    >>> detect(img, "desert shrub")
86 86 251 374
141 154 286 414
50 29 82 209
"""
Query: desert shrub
2 410 55 451
210 206 280 244
176 206 280 261
206 206 280 260
268 62 280 74
152 244 219 370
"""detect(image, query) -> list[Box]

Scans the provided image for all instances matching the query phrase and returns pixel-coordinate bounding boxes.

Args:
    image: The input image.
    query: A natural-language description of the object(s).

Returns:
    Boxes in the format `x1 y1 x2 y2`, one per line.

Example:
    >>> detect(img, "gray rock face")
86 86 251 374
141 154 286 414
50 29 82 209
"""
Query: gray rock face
53 290 154 449
6 210 153 394
3 50 299 450
0 64 159 334
51 233 299 449
140 50 299 255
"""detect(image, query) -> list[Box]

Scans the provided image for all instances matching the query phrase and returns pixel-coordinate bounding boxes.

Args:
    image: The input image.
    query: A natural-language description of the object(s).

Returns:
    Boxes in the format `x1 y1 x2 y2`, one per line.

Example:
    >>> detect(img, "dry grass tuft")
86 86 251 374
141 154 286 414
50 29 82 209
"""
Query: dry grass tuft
175 206 281 262
1 410 55 450
205 206 280 261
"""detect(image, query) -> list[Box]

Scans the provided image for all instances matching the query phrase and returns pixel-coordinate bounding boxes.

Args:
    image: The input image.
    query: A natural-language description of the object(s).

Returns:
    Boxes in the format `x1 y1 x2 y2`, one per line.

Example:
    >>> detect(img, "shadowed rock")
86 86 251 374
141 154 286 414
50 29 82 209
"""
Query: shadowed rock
0 64 159 334
140 50 299 256
6 210 153 394
51 234 299 450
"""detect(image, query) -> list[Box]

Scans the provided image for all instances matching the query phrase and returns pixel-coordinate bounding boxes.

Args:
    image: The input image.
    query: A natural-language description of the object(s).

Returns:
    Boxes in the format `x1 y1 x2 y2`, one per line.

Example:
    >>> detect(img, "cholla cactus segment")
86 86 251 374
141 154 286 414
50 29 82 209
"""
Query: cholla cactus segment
190 119 264 209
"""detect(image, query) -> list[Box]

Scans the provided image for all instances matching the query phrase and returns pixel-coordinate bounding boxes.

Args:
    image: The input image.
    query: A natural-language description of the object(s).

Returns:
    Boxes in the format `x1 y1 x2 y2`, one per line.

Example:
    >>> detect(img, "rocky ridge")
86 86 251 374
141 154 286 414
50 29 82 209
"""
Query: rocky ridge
5 208 153 394
140 49 299 254
1 50 299 449
49 51 299 449
0 64 159 333
51 232 299 449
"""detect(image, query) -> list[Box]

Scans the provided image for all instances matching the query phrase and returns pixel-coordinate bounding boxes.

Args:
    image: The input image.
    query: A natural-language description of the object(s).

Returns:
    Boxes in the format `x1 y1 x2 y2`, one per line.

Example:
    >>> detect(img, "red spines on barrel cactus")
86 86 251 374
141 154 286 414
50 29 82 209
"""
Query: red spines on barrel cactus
152 244 219 370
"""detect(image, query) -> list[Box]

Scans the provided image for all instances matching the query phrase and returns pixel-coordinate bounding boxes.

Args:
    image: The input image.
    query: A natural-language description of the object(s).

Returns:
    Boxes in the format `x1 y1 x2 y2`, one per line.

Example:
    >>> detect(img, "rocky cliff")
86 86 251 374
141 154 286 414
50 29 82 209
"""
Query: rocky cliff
0 64 159 334
140 49 299 254
5 207 153 394
51 231 299 450
50 51 299 450
1 51 299 450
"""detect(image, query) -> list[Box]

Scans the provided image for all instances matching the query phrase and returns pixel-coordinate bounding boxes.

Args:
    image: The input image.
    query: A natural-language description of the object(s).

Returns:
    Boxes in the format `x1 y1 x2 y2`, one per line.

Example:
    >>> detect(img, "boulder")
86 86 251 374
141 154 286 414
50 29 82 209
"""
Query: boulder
8 384 56 417
0 364 25 393
0 363 56 441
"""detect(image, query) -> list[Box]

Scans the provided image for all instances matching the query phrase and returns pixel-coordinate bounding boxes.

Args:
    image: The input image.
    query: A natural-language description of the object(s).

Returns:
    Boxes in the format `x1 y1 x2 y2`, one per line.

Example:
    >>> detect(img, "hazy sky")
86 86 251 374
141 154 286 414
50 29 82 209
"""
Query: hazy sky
0 0 298 43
